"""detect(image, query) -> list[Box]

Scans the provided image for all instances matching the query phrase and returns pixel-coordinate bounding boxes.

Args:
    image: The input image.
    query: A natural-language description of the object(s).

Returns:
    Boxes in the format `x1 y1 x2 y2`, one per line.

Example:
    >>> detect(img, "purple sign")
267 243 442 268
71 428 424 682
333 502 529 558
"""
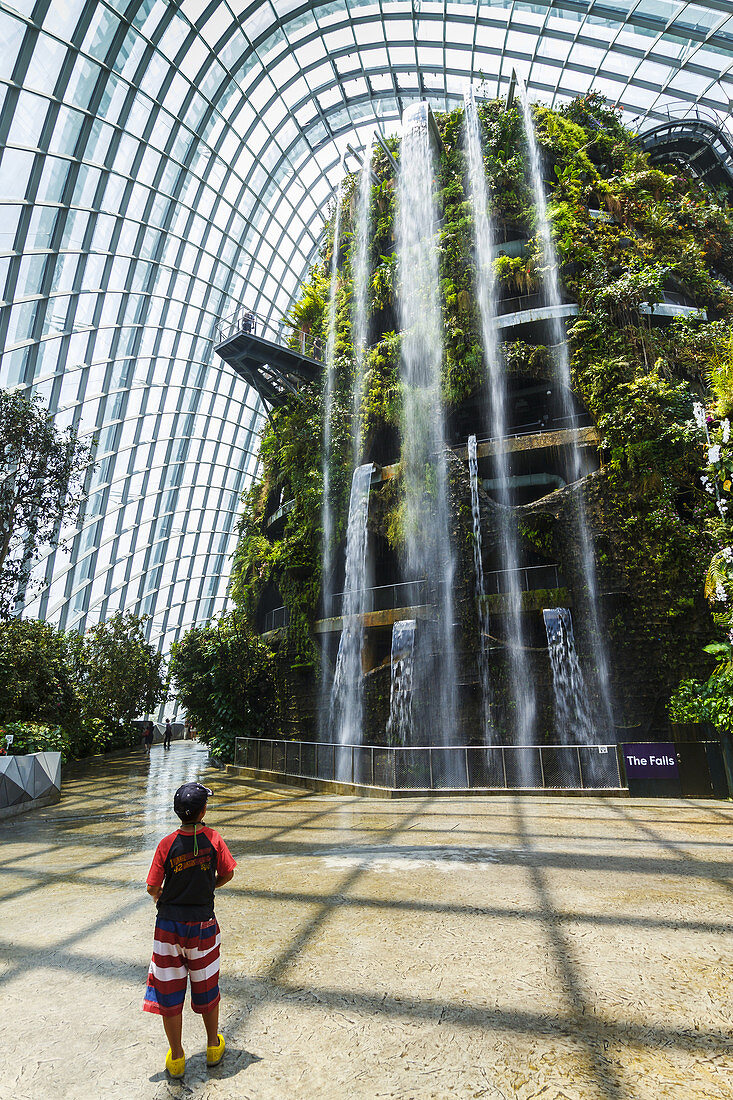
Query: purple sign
622 742 679 780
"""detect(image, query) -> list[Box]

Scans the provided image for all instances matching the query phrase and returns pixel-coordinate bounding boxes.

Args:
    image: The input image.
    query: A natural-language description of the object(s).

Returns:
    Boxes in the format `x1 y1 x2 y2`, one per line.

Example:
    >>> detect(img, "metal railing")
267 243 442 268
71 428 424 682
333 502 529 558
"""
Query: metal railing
263 605 289 632
639 106 733 185
322 568 561 618
235 737 623 790
484 563 561 594
215 306 324 361
265 498 294 529
454 412 593 449
323 579 428 619
497 293 577 317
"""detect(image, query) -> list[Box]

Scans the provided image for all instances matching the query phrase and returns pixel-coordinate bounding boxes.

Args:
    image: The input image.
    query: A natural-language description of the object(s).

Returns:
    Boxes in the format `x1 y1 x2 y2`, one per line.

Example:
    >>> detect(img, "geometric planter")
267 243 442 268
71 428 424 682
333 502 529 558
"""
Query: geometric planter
0 752 62 819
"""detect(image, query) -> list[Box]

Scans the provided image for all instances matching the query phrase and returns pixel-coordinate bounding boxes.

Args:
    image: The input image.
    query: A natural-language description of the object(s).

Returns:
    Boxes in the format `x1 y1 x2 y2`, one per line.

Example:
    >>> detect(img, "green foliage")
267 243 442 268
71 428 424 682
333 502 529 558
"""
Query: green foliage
0 614 149 759
0 718 113 763
705 326 733 417
0 390 93 617
669 673 733 731
169 610 280 762
0 721 69 759
597 373 698 483
493 252 539 295
0 618 78 727
502 341 551 378
287 270 329 357
364 333 401 427
74 611 167 729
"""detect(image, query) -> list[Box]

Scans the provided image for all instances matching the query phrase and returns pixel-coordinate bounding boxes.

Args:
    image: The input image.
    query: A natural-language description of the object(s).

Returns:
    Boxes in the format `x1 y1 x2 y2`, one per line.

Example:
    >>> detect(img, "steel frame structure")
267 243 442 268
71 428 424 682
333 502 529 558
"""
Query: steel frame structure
1 0 733 651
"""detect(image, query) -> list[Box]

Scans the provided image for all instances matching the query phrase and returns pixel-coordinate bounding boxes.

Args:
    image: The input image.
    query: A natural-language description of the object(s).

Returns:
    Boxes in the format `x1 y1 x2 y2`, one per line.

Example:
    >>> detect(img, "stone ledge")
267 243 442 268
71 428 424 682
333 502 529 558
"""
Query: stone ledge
0 790 61 821
227 765 629 799
314 604 434 634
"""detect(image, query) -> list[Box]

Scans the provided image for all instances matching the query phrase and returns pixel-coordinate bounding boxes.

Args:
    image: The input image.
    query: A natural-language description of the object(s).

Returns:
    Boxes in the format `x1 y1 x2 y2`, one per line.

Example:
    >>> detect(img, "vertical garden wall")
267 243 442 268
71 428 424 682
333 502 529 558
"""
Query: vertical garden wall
225 93 733 749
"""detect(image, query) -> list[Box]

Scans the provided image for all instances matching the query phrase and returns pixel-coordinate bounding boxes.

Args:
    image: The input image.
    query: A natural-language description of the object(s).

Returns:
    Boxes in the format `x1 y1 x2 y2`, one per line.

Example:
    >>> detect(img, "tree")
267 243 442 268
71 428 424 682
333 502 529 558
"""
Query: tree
0 389 92 617
169 610 280 762
75 611 167 729
0 617 79 725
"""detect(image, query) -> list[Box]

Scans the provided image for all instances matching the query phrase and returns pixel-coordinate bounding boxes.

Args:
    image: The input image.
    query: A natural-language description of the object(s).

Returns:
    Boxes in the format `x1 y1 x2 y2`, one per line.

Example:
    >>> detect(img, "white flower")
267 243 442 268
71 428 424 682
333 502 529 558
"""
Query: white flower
716 581 728 602
693 402 706 429
717 499 728 516
708 444 721 464
724 419 731 444
706 482 716 495
700 474 709 485
723 547 733 563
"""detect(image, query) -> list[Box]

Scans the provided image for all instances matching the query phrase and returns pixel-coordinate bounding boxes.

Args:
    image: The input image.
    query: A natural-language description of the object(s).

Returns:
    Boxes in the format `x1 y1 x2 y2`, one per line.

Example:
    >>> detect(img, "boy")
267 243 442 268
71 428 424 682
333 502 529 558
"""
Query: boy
144 781 237 1078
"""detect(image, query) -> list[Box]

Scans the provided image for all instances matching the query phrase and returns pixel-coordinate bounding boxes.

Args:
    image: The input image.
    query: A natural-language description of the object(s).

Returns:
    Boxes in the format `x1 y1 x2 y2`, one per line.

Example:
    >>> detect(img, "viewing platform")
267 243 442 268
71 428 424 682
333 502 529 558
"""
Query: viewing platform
309 568 569 636
495 294 579 334
639 292 706 321
214 306 323 407
640 108 733 193
374 424 600 484
452 423 599 462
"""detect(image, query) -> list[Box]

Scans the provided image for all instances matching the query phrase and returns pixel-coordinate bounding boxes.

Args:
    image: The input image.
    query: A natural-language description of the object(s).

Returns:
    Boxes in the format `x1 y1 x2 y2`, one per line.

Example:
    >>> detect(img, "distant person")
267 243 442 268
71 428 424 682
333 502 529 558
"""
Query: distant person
144 722 155 755
242 309 255 335
164 719 172 750
144 782 236 1079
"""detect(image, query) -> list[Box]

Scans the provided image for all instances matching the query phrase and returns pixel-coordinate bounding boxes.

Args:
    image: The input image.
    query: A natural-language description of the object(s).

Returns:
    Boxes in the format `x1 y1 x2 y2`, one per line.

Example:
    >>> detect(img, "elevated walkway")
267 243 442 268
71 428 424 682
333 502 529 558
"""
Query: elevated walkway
452 424 599 463
639 110 733 193
214 307 323 407
495 297 578 333
313 568 569 635
374 424 599 483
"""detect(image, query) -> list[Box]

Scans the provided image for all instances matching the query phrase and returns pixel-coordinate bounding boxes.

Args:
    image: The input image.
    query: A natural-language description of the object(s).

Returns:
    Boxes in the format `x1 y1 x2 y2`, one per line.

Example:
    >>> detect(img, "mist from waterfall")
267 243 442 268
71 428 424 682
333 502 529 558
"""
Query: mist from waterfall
386 619 416 745
518 85 614 737
397 103 458 752
543 608 594 744
464 88 536 753
468 434 493 741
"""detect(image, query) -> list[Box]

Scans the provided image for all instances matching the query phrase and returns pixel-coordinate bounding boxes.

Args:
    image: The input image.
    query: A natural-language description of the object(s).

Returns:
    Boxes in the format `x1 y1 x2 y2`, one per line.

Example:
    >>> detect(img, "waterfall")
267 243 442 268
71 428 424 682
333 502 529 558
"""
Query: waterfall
319 176 344 738
330 463 373 769
397 102 458 754
386 619 416 745
519 84 615 738
350 146 373 467
322 179 343 605
464 88 537 757
468 434 492 741
327 149 375 773
543 608 594 744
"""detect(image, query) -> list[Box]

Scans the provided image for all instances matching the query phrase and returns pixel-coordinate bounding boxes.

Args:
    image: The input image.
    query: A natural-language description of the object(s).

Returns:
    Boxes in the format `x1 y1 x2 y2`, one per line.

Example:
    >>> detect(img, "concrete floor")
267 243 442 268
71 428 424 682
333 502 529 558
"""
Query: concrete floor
0 743 731 1100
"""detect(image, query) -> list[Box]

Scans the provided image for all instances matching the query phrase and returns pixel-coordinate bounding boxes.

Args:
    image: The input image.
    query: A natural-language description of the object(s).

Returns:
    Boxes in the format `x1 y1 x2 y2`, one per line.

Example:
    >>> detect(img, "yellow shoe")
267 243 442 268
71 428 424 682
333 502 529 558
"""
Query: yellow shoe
207 1034 225 1066
165 1048 185 1078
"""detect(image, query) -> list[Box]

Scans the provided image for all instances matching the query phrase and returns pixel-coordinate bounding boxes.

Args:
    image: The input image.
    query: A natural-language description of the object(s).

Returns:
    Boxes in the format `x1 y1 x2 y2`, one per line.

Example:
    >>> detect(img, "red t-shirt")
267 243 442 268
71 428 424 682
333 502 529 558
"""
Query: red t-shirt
147 825 237 922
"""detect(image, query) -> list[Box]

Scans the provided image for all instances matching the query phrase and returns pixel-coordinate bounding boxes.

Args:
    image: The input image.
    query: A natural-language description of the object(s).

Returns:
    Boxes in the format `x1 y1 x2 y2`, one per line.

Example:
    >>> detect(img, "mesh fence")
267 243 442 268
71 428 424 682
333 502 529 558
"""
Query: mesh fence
578 746 621 788
427 749 469 789
234 739 622 790
541 746 582 788
504 748 543 788
467 748 506 787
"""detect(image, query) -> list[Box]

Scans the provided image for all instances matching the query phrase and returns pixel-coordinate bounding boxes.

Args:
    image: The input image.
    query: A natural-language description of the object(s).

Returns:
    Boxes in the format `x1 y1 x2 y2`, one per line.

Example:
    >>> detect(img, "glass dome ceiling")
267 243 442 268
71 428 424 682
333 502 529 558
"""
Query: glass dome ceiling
1 0 732 651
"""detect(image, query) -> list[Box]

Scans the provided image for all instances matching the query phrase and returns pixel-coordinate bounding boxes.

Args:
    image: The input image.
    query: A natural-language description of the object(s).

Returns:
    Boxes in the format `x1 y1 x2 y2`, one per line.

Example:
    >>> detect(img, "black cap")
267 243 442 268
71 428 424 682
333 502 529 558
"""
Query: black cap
173 782 212 822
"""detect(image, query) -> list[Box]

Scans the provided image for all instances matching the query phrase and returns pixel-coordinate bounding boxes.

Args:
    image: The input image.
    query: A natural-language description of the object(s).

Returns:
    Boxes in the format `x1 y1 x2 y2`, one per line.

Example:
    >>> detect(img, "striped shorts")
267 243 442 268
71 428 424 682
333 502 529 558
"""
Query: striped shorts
143 917 221 1016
